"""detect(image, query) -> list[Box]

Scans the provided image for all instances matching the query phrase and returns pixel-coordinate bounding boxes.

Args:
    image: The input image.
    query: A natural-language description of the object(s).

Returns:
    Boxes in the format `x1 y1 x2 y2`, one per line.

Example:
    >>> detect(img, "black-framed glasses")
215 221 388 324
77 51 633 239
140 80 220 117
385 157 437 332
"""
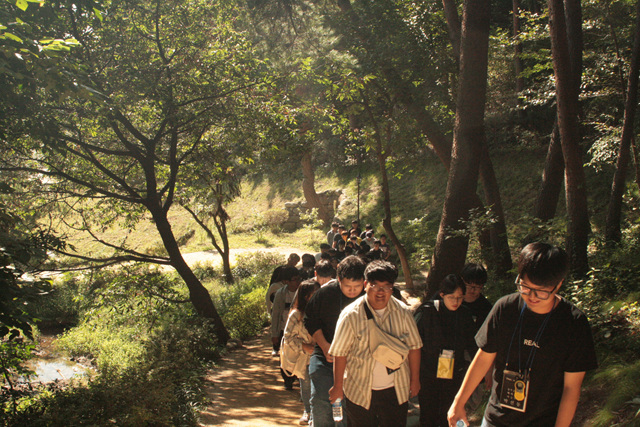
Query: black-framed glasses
515 275 555 300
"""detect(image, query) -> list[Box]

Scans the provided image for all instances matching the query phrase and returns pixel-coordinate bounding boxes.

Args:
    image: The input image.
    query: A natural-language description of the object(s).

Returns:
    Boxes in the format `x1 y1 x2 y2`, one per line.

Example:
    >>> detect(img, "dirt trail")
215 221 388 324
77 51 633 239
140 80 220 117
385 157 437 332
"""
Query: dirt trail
199 331 304 426
181 247 307 268
199 289 423 427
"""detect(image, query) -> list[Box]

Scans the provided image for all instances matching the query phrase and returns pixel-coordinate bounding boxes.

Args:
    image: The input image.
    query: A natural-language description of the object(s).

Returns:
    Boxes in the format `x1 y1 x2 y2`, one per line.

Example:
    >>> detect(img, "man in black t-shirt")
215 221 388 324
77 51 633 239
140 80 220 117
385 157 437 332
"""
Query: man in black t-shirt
304 256 366 427
461 263 493 331
448 243 598 427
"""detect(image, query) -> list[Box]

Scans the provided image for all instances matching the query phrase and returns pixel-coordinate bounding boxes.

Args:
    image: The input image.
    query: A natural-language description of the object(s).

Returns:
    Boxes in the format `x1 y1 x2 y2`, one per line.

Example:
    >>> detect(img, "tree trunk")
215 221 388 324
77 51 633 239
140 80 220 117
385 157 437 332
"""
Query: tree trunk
442 0 462 61
375 138 414 290
427 0 491 295
336 0 510 274
301 151 331 225
534 121 565 221
182 203 235 284
534 0 582 223
436 0 512 275
548 0 590 276
150 205 230 344
213 205 234 284
606 0 640 245
479 148 513 274
632 137 640 192
513 0 525 98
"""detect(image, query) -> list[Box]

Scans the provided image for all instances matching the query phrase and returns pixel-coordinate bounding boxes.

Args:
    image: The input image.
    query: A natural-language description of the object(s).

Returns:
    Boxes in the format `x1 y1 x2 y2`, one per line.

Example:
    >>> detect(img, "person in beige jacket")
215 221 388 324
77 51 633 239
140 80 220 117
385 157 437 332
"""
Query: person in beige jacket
281 279 321 425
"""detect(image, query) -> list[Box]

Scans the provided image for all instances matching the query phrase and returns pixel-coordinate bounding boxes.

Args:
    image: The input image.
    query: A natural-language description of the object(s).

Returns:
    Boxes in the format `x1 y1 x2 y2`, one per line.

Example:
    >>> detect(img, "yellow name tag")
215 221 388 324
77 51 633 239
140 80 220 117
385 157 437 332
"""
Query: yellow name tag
437 349 454 379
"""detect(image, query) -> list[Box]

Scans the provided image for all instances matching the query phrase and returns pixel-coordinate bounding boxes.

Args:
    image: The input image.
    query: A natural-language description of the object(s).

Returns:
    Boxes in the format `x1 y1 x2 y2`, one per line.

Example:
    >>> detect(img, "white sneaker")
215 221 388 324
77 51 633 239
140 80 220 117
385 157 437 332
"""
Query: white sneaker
271 349 277 357
298 411 310 425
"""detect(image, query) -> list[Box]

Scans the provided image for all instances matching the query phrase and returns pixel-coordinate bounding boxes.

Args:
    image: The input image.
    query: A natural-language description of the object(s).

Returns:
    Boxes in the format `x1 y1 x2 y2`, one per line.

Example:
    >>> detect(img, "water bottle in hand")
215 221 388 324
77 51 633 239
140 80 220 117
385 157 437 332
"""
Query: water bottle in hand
332 398 343 422
456 420 468 427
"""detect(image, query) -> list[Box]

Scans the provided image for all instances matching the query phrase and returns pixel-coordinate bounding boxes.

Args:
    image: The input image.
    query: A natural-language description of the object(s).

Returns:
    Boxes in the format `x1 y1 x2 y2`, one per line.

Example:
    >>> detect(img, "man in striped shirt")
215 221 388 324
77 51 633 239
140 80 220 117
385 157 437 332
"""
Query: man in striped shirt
328 261 422 426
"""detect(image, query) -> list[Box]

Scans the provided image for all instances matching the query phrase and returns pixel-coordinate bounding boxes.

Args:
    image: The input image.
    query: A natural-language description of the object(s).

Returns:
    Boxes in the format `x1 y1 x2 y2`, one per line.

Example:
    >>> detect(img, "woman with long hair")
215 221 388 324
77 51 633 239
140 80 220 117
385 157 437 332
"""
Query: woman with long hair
280 279 321 425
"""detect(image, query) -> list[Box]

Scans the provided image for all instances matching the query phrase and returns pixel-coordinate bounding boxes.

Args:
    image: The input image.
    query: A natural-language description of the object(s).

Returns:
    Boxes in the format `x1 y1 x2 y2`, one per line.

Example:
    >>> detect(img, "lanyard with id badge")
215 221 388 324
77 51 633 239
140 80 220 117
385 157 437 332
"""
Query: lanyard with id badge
436 302 458 380
499 301 555 413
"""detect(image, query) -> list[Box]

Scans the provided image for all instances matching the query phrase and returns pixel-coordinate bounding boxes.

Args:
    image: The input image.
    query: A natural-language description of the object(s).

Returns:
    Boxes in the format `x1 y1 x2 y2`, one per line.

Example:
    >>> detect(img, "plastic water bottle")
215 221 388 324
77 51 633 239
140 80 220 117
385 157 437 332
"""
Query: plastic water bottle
332 398 343 422
456 420 468 427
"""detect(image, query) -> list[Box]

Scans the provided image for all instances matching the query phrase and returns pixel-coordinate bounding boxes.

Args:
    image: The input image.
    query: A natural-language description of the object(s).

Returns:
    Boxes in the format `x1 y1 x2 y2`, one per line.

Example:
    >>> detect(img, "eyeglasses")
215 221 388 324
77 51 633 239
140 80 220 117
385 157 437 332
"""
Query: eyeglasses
465 284 483 291
443 295 464 302
515 276 556 300
368 283 394 293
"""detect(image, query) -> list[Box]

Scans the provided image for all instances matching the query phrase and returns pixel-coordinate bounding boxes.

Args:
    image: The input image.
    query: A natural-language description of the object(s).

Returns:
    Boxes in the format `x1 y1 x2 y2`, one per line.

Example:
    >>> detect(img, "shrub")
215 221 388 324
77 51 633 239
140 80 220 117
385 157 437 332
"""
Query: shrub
222 287 269 340
3 268 219 426
191 262 221 281
231 251 283 280
262 208 288 232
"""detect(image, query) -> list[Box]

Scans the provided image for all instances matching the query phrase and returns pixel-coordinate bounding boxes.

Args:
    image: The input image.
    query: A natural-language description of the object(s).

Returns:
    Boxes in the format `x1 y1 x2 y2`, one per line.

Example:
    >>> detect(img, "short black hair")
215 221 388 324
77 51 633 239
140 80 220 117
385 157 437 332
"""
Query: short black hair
280 266 301 281
364 260 398 284
518 242 569 288
337 255 366 281
365 224 372 230
301 253 316 268
288 253 300 264
439 274 465 295
320 243 331 251
315 259 336 279
461 263 487 286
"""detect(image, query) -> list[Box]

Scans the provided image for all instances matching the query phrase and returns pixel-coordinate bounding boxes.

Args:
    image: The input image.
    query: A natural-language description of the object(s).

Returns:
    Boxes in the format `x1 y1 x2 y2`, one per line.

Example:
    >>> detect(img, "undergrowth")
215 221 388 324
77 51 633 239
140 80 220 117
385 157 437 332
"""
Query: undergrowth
0 250 283 426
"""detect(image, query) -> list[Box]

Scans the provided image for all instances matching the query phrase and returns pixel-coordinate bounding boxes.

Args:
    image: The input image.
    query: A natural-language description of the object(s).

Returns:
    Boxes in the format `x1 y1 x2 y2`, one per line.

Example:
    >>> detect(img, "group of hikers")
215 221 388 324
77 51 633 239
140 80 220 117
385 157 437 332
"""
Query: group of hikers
264 221 598 427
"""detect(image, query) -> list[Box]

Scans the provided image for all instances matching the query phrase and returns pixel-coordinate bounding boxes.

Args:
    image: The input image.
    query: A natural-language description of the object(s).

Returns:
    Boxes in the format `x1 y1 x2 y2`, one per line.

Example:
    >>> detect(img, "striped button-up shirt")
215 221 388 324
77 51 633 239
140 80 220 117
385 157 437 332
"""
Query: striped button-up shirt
329 295 422 410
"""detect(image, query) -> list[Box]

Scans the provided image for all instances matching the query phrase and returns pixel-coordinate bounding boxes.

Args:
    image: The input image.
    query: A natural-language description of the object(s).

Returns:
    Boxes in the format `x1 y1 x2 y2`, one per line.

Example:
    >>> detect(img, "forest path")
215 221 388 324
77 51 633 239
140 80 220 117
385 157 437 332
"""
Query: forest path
180 246 306 268
199 330 304 426
198 292 424 427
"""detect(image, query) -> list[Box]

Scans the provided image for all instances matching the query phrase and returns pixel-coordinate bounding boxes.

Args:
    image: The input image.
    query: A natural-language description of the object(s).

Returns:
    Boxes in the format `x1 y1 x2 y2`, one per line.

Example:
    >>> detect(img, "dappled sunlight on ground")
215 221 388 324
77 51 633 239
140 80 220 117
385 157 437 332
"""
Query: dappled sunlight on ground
199 332 303 426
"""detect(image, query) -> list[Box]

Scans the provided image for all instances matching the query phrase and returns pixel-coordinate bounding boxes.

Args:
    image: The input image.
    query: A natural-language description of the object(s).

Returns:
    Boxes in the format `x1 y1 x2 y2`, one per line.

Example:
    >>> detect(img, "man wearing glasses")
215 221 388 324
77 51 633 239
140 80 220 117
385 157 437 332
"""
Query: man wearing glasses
329 261 422 426
448 242 598 427
461 263 493 331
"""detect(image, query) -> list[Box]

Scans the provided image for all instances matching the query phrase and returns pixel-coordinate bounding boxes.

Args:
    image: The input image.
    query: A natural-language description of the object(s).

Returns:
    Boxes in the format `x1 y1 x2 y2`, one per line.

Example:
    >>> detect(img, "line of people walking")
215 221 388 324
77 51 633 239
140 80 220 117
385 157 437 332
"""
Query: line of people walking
266 240 597 427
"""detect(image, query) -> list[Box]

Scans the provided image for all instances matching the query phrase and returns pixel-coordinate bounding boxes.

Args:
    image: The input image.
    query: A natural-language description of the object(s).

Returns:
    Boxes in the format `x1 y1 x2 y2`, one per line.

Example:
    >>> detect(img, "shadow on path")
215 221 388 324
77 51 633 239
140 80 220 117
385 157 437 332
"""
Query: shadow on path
199 330 303 426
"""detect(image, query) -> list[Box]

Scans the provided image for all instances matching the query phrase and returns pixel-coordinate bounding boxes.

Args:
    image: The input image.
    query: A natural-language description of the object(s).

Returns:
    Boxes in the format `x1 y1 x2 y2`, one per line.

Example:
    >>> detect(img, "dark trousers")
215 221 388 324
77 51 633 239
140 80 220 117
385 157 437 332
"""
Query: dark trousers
418 377 460 427
345 387 408 427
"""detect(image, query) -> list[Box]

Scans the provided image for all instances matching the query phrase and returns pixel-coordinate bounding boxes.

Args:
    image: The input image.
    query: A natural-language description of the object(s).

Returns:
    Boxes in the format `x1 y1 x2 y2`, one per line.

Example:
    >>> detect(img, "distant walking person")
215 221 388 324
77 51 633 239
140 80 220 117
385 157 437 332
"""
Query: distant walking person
327 222 340 246
271 267 303 366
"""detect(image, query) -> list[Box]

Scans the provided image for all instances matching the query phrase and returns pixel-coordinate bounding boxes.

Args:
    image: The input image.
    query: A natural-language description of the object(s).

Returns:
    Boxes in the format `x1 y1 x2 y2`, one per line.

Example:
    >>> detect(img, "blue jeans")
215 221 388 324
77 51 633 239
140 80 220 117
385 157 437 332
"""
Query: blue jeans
309 355 345 427
300 373 311 413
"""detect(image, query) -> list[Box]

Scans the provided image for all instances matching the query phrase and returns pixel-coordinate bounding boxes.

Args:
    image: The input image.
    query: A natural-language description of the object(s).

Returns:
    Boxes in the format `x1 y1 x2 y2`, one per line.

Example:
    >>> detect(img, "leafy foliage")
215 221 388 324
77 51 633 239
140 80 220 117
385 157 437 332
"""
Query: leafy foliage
3 267 218 426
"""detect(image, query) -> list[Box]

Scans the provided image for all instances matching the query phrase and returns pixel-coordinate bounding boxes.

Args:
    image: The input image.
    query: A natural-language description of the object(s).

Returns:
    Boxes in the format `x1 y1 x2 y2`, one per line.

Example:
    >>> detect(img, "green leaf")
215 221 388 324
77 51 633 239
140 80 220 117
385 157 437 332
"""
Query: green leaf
15 0 28 11
3 32 23 43
93 8 103 22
